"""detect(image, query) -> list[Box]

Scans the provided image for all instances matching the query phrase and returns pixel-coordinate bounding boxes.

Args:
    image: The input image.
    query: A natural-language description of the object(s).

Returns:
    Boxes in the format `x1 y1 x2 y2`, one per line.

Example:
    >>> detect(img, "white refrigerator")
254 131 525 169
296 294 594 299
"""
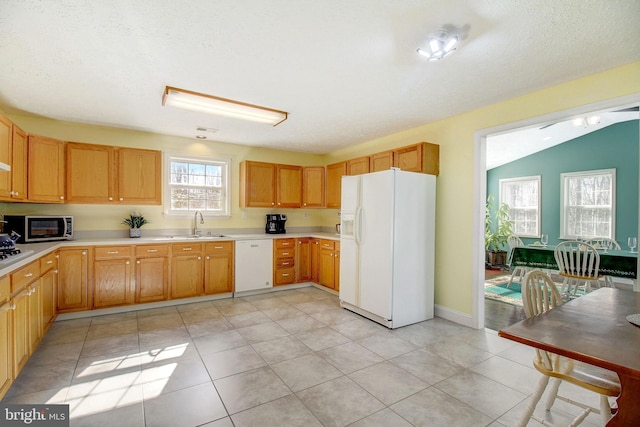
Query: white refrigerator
339 168 436 328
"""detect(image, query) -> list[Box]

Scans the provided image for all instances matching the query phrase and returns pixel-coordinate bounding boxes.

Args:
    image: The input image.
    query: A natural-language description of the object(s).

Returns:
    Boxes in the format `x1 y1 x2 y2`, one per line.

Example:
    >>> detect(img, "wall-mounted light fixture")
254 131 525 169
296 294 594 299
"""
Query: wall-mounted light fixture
162 86 288 126
417 30 459 61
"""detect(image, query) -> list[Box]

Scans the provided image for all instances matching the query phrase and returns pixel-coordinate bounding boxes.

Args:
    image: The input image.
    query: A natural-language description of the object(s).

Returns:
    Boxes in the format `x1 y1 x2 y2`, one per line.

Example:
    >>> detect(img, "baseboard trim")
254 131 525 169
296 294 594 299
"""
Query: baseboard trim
434 304 474 328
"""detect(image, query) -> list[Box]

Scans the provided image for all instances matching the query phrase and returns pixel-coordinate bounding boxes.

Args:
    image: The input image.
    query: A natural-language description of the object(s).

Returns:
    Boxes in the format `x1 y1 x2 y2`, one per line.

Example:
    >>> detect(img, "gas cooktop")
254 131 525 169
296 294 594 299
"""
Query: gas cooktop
0 249 35 266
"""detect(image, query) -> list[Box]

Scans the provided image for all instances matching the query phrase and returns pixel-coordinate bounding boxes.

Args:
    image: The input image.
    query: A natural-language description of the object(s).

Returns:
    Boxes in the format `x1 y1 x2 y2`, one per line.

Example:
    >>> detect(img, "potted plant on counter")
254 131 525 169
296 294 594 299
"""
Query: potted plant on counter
485 195 513 268
122 210 149 238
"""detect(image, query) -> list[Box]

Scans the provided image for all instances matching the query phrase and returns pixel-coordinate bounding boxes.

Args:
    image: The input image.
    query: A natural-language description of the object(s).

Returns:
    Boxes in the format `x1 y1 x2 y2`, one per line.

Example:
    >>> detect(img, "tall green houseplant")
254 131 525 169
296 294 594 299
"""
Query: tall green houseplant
485 195 514 266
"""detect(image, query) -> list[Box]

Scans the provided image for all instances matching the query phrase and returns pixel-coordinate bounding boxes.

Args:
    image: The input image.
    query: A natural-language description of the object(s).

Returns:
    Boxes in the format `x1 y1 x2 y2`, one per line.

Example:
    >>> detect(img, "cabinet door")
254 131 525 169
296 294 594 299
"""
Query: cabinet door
12 288 29 377
66 142 116 203
302 167 325 208
28 282 42 353
310 239 320 283
325 162 346 209
276 164 302 208
94 259 133 308
118 148 162 205
347 156 370 176
0 301 12 399
40 268 57 332
0 114 13 199
239 161 276 207
296 238 312 282
319 248 336 289
57 249 89 312
28 135 66 203
171 255 203 299
334 243 340 292
10 125 27 200
204 253 233 294
370 151 393 172
135 257 169 303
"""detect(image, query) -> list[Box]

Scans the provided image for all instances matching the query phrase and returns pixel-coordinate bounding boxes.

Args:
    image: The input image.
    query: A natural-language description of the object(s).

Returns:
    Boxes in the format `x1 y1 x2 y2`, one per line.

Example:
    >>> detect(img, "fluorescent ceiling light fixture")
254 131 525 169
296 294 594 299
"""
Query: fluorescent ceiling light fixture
162 86 288 126
572 115 601 128
417 30 459 61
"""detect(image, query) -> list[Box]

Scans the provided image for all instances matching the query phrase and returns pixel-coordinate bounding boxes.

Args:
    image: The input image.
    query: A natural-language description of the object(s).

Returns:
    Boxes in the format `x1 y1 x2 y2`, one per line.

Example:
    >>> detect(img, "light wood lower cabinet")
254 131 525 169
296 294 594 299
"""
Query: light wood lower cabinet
39 252 58 332
296 238 312 282
171 243 204 298
93 246 134 308
135 245 169 303
311 239 320 283
204 242 234 295
11 287 29 377
318 239 340 290
0 299 12 399
274 238 296 286
57 249 89 312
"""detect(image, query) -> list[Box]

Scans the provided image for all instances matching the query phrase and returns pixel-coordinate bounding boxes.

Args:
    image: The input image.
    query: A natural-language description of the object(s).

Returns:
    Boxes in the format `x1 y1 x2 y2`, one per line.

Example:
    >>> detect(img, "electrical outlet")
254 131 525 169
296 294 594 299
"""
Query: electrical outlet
242 211 248 219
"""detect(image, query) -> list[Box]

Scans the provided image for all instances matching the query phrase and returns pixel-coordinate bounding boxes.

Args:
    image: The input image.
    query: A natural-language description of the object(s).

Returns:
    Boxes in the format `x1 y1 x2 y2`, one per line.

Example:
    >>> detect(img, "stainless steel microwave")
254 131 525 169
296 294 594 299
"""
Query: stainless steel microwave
4 215 73 243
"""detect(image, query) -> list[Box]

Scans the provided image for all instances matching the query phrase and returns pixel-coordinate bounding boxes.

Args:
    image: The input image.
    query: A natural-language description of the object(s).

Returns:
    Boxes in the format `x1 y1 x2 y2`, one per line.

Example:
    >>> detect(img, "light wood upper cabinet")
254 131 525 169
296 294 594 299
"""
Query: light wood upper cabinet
0 114 12 199
0 115 28 201
347 156 370 176
118 147 162 205
28 135 66 203
325 161 346 209
370 151 393 172
240 161 276 207
67 142 116 203
9 125 27 201
239 161 302 208
302 167 325 208
394 142 439 175
276 164 302 208
67 142 161 204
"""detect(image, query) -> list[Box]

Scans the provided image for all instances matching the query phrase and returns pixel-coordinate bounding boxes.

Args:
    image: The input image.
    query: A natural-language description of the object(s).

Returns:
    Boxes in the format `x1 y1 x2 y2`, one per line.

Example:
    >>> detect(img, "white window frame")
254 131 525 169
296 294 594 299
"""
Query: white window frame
163 153 231 217
560 168 616 240
499 175 541 238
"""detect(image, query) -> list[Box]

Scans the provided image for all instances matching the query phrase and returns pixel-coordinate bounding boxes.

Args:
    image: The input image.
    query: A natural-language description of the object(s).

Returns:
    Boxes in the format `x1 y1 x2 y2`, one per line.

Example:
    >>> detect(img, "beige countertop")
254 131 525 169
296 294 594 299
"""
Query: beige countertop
2 232 341 277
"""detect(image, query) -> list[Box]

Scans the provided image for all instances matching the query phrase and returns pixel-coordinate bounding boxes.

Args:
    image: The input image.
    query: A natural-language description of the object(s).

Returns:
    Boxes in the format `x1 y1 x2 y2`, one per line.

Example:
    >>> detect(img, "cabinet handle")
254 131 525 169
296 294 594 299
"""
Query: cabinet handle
24 273 34 278
182 248 192 251
214 246 223 249
282 262 289 265
282 273 289 277
53 270 58 273
278 203 281 206
282 252 289 256
147 249 158 253
126 261 130 265
107 251 119 254
206 256 210 260
108 197 113 201
9 303 16 310
55 255 59 258
46 260 53 264
271 202 274 206
119 197 124 201
136 260 141 264
197 256 201 260
59 195 64 200
82 252 87 256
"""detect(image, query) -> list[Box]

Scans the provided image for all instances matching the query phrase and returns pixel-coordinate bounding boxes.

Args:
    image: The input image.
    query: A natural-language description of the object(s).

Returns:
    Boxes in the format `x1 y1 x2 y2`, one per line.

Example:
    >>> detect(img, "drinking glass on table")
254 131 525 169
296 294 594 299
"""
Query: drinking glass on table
540 234 548 246
629 237 637 253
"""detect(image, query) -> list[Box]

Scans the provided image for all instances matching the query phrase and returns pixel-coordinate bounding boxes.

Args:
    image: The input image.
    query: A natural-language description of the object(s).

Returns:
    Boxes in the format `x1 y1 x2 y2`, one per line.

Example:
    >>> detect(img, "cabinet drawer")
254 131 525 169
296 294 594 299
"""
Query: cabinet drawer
275 248 294 258
172 243 203 253
204 241 233 253
135 244 169 257
275 238 295 249
94 246 133 259
274 268 295 285
276 258 295 268
39 252 57 273
319 240 335 250
11 261 40 293
0 276 9 303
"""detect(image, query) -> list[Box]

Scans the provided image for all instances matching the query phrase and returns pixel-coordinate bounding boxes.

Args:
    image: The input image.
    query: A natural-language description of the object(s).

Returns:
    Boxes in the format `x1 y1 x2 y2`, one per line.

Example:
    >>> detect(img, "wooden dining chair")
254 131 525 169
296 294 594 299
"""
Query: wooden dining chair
506 235 528 288
519 271 620 427
553 241 602 296
585 238 621 288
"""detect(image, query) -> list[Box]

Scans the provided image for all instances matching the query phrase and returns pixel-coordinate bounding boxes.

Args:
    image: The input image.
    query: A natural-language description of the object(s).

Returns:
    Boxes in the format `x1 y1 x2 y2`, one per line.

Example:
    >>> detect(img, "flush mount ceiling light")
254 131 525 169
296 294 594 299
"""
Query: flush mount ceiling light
417 30 459 61
162 86 288 126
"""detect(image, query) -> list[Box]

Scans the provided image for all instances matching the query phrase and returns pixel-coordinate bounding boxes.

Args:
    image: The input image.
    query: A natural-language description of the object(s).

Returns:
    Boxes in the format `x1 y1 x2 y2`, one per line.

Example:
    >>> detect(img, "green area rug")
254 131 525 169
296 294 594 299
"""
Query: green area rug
485 275 524 306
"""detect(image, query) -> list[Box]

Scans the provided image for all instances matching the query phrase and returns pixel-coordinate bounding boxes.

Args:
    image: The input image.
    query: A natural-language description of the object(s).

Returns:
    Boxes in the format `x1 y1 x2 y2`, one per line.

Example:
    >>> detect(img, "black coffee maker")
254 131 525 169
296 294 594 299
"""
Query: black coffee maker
265 214 287 234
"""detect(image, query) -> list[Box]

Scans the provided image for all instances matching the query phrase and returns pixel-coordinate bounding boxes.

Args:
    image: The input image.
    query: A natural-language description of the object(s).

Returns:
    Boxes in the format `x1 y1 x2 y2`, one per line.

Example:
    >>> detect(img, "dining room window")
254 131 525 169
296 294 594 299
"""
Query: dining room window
499 175 540 238
163 154 231 217
560 168 615 240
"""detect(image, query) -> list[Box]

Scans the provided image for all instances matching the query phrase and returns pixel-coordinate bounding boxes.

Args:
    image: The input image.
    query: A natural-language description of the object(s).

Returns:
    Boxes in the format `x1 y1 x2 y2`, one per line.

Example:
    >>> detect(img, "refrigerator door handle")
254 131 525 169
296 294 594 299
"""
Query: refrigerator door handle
355 207 363 245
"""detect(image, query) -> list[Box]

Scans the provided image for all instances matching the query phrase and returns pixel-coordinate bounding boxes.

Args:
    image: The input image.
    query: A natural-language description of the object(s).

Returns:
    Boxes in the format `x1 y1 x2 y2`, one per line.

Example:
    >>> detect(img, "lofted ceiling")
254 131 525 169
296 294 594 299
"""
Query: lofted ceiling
0 1 639 154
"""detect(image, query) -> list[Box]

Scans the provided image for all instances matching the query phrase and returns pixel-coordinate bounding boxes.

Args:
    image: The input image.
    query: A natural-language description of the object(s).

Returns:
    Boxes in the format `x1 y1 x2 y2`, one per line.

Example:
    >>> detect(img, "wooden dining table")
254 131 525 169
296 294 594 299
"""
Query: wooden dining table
499 288 640 425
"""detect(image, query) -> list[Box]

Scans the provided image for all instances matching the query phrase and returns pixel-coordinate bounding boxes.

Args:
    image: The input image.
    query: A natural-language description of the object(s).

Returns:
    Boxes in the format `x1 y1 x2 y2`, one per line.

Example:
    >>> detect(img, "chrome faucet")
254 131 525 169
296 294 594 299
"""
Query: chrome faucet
193 211 204 236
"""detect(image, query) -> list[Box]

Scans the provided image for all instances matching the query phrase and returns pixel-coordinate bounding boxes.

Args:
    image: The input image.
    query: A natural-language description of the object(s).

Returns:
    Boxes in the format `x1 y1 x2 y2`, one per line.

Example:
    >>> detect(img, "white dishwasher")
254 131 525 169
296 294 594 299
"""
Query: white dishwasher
234 239 273 293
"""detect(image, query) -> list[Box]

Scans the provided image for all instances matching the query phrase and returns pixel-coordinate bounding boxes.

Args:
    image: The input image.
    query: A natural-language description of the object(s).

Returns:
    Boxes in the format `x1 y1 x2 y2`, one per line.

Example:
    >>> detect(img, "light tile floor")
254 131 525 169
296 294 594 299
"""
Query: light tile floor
2 286 608 426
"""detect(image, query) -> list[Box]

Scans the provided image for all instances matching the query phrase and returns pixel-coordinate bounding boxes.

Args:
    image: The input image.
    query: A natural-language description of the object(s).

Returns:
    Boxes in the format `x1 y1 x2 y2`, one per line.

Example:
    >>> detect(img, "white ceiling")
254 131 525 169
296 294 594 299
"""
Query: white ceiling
0 1 639 154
